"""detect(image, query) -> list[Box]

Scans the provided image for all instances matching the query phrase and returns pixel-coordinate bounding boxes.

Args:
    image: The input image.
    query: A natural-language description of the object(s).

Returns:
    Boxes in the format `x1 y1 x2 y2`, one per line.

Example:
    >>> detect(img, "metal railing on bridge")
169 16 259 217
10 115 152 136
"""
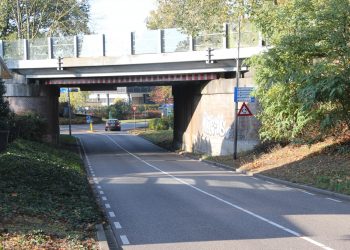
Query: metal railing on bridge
0 24 261 61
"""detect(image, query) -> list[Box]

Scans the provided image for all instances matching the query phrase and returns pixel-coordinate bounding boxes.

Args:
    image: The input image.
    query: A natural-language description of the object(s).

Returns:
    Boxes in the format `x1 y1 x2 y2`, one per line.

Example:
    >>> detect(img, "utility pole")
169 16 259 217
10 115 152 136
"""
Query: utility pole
233 16 241 160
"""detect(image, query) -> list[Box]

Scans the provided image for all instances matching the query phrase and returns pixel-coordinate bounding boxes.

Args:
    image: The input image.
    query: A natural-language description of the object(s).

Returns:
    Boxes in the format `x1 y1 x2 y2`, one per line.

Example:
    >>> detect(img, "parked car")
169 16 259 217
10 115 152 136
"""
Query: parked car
105 119 121 131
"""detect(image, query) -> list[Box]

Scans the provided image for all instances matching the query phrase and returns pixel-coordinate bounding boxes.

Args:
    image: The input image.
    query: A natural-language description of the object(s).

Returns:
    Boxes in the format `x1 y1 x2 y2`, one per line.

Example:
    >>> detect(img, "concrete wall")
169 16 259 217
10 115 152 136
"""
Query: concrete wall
174 77 260 156
4 74 60 143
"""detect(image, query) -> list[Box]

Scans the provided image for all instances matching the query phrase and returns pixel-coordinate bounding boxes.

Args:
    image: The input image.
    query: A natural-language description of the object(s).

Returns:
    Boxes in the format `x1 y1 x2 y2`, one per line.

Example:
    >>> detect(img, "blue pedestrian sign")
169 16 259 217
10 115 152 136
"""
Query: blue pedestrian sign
234 87 255 103
86 115 93 123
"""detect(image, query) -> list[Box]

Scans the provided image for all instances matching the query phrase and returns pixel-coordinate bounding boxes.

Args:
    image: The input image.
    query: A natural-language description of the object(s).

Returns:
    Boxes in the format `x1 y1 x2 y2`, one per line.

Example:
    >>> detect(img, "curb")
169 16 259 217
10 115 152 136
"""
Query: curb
252 173 350 202
183 154 350 202
96 224 109 250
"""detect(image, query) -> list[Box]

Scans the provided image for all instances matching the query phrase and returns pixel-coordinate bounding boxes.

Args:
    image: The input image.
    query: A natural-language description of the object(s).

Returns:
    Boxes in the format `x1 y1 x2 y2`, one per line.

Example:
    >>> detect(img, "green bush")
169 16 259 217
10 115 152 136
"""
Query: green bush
12 113 47 141
149 116 173 130
109 100 131 119
0 79 10 130
89 106 109 119
137 104 160 112
146 110 161 118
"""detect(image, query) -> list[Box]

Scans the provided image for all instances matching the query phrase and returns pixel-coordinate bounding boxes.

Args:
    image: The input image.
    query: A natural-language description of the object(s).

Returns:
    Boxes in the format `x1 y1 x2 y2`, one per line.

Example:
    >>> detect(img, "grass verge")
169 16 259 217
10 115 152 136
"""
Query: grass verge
0 137 103 249
134 129 350 196
133 129 174 151
120 119 151 124
208 137 350 195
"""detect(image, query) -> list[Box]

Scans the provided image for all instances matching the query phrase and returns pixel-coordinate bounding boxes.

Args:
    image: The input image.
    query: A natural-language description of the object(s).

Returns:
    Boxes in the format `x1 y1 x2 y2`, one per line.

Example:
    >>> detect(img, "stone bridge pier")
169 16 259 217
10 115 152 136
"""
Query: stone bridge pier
5 74 60 143
173 75 260 156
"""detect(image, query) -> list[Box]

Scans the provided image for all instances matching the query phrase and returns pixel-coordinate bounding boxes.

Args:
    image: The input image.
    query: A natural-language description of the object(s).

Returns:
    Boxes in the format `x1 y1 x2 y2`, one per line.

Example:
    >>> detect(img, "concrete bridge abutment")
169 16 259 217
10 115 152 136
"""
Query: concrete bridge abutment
5 75 59 143
173 77 260 156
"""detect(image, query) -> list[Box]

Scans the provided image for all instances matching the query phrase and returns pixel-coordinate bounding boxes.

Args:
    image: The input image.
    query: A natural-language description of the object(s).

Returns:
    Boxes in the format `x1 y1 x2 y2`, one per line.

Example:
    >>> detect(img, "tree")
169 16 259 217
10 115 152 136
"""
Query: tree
249 0 350 141
59 91 89 112
0 0 90 40
109 99 130 119
147 0 231 35
150 86 172 104
148 0 350 142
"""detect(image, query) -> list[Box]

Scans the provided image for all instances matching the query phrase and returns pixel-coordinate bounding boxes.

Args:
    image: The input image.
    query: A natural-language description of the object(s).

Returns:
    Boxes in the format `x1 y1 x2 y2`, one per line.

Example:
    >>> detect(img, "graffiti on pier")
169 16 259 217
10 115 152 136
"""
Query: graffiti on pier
202 113 231 139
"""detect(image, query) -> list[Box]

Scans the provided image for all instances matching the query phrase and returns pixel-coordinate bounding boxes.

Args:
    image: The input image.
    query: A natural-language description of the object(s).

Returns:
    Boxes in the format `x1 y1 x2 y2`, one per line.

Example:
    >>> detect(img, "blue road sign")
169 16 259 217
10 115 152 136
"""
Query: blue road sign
60 88 80 93
86 115 92 123
234 87 255 103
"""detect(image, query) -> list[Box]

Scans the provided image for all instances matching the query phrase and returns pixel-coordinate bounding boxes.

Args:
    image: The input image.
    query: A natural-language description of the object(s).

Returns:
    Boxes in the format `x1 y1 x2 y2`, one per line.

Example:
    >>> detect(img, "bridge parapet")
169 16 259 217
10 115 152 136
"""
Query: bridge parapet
1 24 262 61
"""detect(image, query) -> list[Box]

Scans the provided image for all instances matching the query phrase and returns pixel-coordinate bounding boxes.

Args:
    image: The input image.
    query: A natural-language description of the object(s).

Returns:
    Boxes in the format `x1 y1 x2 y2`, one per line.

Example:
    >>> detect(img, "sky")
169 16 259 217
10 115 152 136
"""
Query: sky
89 0 157 35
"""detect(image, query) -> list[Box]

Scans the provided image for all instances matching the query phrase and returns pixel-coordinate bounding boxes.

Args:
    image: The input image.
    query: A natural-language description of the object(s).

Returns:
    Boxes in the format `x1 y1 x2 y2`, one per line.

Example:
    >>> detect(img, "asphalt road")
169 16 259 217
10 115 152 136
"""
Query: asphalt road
60 121 148 134
70 126 350 250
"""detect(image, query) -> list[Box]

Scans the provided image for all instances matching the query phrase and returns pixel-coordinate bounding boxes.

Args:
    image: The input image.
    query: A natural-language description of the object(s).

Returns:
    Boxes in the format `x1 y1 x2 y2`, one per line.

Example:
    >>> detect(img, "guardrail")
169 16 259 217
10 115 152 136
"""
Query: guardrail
0 24 261 60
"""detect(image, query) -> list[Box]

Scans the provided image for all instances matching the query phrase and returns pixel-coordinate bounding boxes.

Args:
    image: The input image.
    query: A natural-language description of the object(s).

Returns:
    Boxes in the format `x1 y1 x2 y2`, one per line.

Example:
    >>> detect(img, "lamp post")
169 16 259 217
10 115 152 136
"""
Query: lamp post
233 16 241 160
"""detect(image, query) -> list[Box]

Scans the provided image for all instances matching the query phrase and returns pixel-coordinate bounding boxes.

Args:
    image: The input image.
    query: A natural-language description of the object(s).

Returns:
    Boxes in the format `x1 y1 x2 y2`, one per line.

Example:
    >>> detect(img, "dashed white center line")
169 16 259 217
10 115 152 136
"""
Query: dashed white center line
114 222 122 229
265 181 274 185
97 186 102 189
109 212 116 217
251 177 259 180
99 191 104 195
326 198 342 203
102 196 107 201
120 235 130 245
105 204 111 209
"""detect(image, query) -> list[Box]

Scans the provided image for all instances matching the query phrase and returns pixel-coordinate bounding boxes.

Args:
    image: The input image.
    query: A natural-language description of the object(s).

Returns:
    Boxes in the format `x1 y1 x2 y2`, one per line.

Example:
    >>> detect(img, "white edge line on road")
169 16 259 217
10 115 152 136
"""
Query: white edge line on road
104 134 334 250
100 191 104 195
120 235 130 245
105 204 111 209
109 212 116 217
326 198 342 203
102 196 107 201
300 190 315 196
97 186 102 189
114 222 122 229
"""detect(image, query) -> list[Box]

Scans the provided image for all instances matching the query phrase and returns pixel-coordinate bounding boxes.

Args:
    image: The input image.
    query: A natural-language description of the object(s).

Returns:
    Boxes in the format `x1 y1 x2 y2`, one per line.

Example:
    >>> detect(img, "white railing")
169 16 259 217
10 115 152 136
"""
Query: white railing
0 24 261 60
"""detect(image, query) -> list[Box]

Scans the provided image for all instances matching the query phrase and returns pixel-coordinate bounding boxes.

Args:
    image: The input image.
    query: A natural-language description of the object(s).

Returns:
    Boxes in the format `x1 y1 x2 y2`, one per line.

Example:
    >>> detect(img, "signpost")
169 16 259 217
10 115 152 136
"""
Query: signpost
233 16 241 160
132 106 137 131
86 115 93 132
59 88 80 136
